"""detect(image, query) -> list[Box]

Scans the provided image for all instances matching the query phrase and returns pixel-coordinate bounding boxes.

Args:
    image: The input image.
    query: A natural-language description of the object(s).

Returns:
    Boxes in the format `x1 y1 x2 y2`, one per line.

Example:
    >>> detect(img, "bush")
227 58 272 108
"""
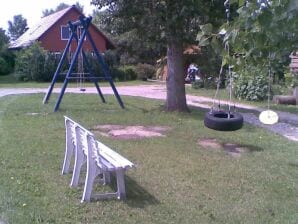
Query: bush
120 65 137 80
135 63 155 80
110 65 137 81
15 43 47 81
0 57 11 75
0 50 15 75
234 74 269 101
191 79 204 89
103 50 120 68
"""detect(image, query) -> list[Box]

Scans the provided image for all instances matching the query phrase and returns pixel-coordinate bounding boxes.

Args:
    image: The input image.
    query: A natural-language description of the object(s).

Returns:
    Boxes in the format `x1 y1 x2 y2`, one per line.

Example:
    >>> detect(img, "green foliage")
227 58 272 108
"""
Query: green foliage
191 79 204 89
198 0 298 101
42 2 84 17
290 74 298 88
110 66 137 81
134 63 155 80
90 0 227 110
0 57 12 75
234 66 270 101
8 14 28 41
103 49 120 68
118 65 137 80
14 43 57 82
92 0 226 65
0 28 14 75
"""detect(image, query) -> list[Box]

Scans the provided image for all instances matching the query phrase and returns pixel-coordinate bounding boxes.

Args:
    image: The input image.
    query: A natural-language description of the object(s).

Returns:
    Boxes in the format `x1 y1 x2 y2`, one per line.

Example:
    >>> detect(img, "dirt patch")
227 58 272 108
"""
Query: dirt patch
92 125 171 140
198 138 222 150
198 138 251 157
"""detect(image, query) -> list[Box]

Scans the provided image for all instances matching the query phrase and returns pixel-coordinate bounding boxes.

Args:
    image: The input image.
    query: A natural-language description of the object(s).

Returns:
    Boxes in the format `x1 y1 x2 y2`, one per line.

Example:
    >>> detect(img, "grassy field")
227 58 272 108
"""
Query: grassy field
0 74 154 88
0 93 297 223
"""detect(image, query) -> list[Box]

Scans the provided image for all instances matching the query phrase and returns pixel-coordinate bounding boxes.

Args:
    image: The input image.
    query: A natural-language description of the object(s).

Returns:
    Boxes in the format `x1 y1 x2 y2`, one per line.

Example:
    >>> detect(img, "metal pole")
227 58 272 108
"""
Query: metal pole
83 17 125 108
54 23 85 111
43 30 73 104
81 50 106 103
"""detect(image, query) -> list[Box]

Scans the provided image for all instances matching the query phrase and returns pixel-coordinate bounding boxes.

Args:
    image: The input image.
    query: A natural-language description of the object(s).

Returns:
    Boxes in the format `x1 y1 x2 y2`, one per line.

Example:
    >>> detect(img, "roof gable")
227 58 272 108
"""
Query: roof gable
10 6 83 49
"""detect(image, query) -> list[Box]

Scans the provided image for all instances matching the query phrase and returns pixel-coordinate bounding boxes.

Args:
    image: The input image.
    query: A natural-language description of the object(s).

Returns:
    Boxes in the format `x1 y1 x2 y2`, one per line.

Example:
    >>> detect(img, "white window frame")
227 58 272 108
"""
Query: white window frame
61 25 70 40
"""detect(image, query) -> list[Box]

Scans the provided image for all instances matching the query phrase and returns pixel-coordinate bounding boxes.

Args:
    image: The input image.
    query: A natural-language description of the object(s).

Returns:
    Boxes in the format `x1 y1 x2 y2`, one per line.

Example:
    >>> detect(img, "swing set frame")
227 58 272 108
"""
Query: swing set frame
43 16 124 111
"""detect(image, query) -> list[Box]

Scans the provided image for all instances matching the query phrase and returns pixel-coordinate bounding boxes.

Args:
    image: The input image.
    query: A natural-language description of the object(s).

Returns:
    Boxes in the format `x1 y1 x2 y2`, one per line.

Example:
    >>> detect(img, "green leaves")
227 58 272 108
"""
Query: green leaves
199 23 213 36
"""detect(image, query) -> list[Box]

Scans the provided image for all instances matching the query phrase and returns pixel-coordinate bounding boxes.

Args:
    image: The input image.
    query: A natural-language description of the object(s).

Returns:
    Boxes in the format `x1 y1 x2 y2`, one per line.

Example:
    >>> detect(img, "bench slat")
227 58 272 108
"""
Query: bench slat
97 141 134 169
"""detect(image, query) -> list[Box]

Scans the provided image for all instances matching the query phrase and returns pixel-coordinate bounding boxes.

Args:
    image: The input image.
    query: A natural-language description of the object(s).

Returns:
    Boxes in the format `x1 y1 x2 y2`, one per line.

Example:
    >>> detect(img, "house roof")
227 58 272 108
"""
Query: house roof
9 5 115 50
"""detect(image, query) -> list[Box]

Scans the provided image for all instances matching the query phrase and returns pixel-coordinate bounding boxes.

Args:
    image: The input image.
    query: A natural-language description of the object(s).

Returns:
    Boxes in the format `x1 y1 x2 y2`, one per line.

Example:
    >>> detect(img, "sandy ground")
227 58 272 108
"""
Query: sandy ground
0 84 297 141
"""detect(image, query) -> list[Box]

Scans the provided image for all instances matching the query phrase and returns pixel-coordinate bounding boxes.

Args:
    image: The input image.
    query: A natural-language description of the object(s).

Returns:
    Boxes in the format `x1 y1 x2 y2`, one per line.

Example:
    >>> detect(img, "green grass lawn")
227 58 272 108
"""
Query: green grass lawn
0 93 297 223
0 73 155 88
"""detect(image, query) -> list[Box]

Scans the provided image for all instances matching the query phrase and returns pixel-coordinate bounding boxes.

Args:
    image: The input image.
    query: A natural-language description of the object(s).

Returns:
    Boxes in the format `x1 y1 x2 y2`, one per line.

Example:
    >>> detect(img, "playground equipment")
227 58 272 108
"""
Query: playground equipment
43 16 124 111
204 0 243 131
259 53 279 125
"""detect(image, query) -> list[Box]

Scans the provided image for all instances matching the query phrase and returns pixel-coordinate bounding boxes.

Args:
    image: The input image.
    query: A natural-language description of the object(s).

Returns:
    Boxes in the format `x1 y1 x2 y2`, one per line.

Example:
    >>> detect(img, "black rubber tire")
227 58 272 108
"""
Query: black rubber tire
204 110 244 131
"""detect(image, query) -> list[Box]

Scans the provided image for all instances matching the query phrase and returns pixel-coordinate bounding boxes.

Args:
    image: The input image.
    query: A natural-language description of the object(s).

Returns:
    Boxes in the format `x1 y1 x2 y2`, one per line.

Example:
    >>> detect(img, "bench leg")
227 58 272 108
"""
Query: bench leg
116 170 126 200
81 161 98 202
70 147 85 187
103 171 111 185
61 139 74 175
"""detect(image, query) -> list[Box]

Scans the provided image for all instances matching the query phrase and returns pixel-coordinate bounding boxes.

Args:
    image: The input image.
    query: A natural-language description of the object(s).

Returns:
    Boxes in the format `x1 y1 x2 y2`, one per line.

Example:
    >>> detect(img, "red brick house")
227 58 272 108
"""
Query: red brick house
9 5 115 52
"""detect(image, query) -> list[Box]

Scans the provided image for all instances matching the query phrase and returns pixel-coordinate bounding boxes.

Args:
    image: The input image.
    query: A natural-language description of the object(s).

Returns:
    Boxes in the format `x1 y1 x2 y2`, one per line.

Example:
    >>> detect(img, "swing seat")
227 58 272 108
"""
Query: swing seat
204 110 243 131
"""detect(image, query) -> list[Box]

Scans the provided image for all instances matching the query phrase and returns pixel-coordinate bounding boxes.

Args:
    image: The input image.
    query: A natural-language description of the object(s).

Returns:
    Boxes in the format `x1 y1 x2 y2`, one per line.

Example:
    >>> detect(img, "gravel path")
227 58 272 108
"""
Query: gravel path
0 84 297 142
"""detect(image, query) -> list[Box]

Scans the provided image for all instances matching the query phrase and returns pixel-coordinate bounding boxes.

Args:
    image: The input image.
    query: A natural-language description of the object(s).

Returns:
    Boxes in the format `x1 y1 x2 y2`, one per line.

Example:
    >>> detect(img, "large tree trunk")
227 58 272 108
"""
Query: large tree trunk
165 40 189 112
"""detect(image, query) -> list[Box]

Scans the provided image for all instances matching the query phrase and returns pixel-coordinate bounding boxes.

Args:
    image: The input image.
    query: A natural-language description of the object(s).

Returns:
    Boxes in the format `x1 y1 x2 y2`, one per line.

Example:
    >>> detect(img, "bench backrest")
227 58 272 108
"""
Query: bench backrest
64 116 134 171
65 116 77 148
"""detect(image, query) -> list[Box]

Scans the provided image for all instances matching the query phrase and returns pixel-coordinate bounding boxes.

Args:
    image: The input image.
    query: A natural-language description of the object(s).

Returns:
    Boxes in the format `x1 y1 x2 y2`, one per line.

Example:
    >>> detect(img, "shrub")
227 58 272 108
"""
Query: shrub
120 65 137 80
110 65 137 81
103 50 120 68
0 57 11 75
191 79 204 89
135 63 155 80
0 50 15 75
234 74 269 101
15 43 47 81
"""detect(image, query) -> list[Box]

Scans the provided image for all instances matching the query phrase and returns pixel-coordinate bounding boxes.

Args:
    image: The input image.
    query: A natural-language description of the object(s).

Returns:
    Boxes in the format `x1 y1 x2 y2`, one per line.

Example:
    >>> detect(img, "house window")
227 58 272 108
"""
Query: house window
61 26 70 40
61 26 86 41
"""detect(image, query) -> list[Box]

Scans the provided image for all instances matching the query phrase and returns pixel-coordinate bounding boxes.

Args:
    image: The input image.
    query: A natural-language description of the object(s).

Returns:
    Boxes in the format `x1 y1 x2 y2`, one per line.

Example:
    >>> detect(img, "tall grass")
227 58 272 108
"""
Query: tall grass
0 93 297 223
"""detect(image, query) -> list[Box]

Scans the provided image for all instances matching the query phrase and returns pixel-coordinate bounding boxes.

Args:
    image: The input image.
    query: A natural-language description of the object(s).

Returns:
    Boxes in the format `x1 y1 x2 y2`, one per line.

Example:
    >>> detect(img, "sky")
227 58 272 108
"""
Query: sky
0 0 97 32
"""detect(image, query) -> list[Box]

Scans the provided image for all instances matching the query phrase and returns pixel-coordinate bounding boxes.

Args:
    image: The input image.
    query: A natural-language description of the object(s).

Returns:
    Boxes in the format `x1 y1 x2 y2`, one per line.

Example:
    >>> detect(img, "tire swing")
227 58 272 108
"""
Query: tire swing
204 0 243 131
203 63 244 131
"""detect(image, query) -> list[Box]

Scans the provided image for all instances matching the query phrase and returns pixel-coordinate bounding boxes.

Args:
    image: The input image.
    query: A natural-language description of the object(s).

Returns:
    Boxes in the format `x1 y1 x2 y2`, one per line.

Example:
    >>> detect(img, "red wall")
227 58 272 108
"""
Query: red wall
39 9 110 53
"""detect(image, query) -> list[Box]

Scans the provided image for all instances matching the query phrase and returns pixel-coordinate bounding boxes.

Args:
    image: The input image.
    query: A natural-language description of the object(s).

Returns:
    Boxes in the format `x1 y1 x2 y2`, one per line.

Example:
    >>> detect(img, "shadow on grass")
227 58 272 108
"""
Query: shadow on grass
223 143 264 153
125 176 160 208
85 174 159 207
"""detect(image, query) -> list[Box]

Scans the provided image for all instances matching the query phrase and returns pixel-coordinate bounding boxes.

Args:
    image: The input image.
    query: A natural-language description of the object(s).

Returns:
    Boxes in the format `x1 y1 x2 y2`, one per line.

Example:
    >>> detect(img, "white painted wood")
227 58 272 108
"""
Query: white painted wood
62 116 135 202
61 117 76 174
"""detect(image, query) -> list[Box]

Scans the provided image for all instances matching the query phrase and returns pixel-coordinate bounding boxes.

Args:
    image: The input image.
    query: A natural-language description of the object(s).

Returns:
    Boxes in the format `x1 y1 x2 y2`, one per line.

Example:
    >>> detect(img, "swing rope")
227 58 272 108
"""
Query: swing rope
267 57 272 110
76 26 86 92
258 53 279 125
211 0 235 116
203 0 243 131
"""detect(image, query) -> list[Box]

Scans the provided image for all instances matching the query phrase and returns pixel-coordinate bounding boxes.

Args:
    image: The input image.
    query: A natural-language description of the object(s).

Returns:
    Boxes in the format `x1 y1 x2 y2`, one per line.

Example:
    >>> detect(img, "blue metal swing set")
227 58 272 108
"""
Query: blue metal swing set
43 16 124 111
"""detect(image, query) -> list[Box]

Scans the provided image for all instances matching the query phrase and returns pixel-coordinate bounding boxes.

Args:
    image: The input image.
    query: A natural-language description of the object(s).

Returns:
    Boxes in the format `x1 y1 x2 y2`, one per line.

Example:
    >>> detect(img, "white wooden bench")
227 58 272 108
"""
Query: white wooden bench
61 116 135 202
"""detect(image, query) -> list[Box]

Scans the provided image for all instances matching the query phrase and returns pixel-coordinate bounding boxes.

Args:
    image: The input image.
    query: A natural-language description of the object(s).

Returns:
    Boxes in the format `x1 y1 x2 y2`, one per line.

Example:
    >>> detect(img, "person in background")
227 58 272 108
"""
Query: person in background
186 63 200 83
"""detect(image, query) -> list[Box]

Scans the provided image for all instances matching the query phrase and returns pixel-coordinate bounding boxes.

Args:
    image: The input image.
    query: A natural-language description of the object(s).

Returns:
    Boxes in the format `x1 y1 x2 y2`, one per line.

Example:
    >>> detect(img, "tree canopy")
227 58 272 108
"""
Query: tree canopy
0 28 14 75
91 0 226 111
42 2 84 17
8 15 28 41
